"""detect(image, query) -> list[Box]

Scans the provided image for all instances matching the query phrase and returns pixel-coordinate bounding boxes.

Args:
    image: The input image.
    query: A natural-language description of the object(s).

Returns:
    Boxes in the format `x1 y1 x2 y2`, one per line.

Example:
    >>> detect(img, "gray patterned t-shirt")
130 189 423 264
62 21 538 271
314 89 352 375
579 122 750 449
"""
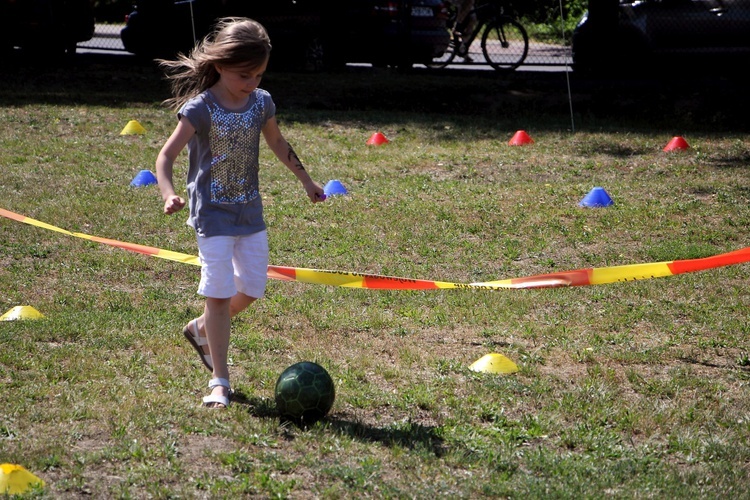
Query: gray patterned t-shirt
179 88 276 237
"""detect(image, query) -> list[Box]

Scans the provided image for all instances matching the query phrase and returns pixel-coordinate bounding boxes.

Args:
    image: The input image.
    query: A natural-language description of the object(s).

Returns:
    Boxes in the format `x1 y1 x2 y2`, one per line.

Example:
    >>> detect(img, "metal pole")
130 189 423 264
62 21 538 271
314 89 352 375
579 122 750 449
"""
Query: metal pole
559 0 575 133
175 0 198 44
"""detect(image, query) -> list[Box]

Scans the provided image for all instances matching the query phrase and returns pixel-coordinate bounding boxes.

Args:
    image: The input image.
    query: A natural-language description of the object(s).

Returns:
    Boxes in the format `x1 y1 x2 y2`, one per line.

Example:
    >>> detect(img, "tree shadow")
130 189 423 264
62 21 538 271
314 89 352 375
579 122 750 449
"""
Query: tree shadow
2 50 748 134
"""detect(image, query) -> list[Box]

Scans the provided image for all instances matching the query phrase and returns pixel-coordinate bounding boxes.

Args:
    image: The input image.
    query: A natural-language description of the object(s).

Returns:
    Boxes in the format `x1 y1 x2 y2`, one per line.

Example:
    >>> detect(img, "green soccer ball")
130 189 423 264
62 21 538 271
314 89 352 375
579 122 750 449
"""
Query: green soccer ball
275 361 335 425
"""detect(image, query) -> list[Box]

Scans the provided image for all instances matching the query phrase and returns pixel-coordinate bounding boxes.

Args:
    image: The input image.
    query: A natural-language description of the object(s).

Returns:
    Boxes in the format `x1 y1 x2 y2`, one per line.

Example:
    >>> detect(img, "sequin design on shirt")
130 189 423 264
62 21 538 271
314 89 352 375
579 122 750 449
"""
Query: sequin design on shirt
206 96 264 204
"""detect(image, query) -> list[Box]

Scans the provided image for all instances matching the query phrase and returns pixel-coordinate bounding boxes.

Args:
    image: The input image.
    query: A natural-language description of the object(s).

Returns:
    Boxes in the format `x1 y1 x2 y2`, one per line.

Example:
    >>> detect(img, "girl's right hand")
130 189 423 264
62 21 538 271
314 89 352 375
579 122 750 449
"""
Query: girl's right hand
164 195 186 215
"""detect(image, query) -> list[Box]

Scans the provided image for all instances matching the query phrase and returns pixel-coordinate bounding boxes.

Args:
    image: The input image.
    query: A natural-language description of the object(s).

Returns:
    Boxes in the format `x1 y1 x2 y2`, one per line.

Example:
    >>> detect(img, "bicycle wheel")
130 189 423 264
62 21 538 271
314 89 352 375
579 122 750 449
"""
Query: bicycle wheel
426 33 459 69
481 18 528 72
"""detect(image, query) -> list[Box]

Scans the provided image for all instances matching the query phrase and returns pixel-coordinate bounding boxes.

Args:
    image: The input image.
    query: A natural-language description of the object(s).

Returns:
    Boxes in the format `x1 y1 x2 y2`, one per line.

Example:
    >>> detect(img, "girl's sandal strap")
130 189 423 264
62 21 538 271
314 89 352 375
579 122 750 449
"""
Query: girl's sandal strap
208 377 230 390
203 378 231 408
202 394 230 408
183 319 213 372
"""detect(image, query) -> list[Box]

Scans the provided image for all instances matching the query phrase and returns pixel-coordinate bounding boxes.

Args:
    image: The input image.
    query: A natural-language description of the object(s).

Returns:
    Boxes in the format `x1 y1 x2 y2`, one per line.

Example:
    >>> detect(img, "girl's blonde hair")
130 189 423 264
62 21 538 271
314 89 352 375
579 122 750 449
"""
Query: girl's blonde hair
158 17 272 110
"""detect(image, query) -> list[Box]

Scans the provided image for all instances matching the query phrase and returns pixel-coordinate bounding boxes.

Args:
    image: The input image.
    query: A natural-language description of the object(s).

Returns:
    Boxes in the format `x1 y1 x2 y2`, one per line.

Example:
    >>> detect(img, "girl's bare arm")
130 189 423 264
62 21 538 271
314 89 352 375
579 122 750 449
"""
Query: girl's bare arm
263 117 325 202
156 117 195 214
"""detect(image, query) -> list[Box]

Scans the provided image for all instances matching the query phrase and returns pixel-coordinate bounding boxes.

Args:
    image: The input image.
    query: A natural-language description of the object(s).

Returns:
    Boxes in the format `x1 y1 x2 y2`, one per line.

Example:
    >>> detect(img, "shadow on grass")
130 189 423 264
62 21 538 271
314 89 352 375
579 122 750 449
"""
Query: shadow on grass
231 389 447 456
324 415 448 457
2 51 749 133
678 355 750 372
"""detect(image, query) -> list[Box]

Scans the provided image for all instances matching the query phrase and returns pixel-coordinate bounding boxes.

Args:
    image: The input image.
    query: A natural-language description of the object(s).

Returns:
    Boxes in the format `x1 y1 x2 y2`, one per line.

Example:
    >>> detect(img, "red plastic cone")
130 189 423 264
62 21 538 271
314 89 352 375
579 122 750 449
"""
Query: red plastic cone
366 132 389 146
508 130 534 146
663 136 689 152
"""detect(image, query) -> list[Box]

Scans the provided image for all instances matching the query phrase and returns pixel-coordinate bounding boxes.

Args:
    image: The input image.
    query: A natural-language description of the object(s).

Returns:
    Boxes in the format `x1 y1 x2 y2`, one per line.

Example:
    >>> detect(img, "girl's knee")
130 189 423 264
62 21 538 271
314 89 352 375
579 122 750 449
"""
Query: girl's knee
229 293 257 316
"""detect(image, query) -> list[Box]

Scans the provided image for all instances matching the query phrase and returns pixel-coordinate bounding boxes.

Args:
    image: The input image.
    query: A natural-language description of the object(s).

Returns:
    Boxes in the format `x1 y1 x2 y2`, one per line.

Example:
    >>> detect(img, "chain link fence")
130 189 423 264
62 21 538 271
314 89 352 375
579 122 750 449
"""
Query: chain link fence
78 1 574 69
78 22 573 68
23 1 750 72
77 23 127 52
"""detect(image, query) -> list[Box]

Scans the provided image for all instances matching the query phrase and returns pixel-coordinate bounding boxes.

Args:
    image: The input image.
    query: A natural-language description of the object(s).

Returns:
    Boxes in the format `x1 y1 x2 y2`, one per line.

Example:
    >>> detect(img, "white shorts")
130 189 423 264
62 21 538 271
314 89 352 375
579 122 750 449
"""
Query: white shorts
196 231 269 299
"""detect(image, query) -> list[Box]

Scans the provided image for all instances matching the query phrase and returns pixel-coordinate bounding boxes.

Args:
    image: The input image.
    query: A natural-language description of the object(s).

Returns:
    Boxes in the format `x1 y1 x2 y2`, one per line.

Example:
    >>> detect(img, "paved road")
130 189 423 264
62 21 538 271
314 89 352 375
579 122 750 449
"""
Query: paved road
78 24 572 72
77 24 127 53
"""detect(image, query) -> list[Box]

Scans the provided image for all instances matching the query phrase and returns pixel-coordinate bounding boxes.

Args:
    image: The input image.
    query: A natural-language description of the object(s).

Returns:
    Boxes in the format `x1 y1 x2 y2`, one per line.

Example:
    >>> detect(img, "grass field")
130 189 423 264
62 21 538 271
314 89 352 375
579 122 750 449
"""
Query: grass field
1 55 749 498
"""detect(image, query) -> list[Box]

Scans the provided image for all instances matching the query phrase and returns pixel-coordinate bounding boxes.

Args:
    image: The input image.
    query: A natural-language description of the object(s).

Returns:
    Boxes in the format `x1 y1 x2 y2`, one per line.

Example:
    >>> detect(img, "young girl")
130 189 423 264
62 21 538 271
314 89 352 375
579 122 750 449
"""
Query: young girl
155 17 325 409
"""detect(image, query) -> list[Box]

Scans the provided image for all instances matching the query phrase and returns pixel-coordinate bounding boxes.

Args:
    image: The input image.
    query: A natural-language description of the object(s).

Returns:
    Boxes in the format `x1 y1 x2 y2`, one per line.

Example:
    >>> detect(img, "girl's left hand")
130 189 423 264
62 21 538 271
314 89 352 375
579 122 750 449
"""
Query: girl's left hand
305 182 326 203
163 195 186 214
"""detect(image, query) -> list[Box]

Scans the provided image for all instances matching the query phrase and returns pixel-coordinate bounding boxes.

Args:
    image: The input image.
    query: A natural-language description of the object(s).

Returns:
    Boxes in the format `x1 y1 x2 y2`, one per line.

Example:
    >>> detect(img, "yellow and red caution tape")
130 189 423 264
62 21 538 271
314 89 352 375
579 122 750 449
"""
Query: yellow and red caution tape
2 207 750 290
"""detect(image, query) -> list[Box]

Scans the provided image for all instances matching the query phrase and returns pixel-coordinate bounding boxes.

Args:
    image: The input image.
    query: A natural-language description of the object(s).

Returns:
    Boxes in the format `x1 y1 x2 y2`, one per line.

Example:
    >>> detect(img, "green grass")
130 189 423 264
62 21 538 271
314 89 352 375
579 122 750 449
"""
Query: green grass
0 56 749 498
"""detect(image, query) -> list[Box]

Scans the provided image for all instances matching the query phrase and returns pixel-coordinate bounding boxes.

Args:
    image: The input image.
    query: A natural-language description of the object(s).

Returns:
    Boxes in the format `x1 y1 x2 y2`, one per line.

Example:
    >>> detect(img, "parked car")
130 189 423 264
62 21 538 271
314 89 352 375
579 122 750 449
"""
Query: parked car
572 0 750 74
120 0 450 70
1 0 95 55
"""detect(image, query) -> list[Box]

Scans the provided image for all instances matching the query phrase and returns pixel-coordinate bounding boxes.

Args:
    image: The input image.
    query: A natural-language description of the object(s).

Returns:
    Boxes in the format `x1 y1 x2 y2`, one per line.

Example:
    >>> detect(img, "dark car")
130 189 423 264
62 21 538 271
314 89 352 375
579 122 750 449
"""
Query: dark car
572 0 750 74
120 0 450 70
1 0 95 55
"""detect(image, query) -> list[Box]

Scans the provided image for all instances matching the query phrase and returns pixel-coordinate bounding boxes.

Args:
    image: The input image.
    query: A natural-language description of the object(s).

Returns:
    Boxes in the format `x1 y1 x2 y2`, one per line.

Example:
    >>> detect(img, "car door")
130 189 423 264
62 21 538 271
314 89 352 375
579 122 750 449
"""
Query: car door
715 0 750 48
642 0 742 53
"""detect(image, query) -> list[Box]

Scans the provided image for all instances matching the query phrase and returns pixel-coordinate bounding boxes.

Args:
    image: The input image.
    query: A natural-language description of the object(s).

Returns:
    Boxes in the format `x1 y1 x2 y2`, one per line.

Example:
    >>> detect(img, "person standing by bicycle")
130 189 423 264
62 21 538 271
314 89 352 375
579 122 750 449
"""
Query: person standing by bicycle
451 0 478 60
428 0 529 72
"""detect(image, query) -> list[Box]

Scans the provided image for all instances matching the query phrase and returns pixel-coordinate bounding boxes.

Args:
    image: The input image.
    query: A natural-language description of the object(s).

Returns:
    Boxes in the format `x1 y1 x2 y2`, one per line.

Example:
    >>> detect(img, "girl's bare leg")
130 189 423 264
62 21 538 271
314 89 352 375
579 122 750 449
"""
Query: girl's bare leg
203 297 231 407
187 293 258 407
185 292 258 362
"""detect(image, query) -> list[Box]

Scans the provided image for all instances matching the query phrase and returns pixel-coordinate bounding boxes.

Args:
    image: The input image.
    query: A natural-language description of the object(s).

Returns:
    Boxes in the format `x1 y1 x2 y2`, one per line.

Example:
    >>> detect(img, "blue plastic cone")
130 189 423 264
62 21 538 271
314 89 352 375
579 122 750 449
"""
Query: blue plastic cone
130 169 157 187
323 179 348 196
579 187 613 207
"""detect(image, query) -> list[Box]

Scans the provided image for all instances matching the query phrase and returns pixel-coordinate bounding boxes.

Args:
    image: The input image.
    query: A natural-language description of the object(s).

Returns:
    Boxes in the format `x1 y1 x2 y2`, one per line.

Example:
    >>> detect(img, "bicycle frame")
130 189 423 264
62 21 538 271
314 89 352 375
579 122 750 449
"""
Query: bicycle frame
427 0 528 71
457 1 507 51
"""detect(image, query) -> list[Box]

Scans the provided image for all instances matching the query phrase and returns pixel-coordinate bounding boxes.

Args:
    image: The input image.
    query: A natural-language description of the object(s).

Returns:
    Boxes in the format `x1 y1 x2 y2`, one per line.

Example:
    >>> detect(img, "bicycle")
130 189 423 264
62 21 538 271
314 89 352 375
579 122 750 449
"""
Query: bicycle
427 0 529 72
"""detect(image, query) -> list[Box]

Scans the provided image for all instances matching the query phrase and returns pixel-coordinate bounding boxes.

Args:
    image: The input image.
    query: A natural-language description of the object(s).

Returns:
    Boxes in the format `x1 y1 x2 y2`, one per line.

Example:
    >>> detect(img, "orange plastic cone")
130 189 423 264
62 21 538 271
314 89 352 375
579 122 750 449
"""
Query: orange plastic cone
508 130 534 146
663 136 689 152
366 132 389 146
